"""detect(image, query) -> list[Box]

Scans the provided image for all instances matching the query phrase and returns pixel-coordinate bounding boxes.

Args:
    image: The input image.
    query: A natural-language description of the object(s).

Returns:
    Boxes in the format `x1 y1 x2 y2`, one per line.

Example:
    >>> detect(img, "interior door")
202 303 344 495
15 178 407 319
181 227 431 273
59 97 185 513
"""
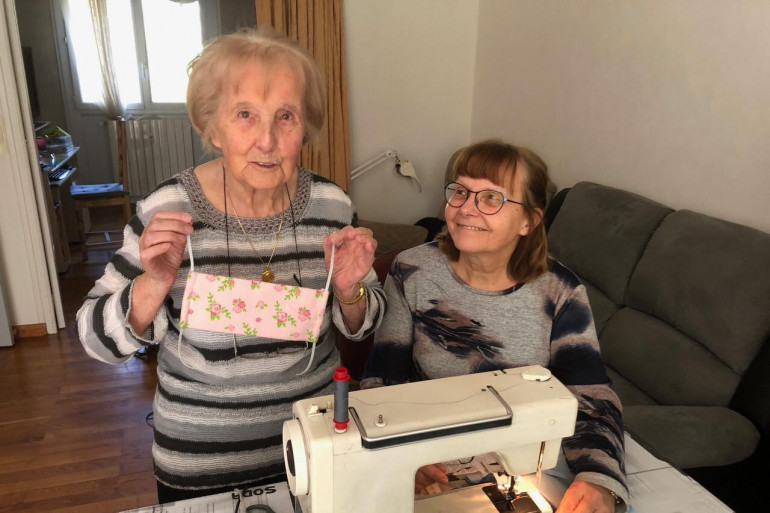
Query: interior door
0 0 64 331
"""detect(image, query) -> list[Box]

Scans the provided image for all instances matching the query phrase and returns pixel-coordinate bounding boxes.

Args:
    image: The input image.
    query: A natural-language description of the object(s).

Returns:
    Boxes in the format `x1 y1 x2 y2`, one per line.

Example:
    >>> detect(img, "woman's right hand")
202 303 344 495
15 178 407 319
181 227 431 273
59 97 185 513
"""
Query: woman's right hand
128 211 193 335
138 210 193 291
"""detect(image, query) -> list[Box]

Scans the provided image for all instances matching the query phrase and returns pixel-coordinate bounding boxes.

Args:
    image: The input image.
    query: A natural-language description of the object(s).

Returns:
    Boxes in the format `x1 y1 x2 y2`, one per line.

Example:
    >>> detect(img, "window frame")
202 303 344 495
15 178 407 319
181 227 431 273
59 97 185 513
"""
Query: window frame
60 0 220 116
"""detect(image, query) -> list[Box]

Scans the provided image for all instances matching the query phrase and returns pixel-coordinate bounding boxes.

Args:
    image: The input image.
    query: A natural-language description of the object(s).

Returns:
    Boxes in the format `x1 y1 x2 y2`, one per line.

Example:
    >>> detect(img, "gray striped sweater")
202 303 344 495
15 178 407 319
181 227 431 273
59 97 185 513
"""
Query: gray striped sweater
76 167 384 491
361 242 628 504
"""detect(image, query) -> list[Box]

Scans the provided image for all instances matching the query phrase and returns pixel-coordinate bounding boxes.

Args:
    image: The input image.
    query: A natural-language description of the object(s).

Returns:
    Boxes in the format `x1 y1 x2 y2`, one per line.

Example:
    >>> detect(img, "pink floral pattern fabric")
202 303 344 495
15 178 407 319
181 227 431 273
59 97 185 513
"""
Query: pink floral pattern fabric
179 272 328 343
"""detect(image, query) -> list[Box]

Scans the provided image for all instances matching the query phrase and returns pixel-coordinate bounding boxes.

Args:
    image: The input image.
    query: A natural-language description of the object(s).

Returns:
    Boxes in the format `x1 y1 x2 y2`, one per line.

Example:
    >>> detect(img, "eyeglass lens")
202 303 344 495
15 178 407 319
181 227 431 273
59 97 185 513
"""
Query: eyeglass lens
445 183 506 214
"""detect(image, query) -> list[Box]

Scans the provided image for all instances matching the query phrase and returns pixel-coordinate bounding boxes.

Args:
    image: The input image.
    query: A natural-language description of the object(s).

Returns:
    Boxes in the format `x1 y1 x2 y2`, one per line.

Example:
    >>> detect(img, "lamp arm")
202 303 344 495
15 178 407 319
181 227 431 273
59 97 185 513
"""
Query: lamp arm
350 149 397 181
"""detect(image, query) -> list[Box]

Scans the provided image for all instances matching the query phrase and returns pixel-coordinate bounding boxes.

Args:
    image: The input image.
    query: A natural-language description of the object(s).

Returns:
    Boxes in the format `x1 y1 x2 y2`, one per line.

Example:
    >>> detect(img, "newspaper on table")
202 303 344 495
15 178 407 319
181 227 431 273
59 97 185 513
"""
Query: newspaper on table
120 482 294 513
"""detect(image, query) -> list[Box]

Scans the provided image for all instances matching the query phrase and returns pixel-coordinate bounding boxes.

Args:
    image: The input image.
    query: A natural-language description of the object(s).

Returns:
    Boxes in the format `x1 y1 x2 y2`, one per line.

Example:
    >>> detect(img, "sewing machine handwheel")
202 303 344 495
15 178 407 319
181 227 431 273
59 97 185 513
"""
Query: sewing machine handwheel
283 419 309 496
522 366 552 382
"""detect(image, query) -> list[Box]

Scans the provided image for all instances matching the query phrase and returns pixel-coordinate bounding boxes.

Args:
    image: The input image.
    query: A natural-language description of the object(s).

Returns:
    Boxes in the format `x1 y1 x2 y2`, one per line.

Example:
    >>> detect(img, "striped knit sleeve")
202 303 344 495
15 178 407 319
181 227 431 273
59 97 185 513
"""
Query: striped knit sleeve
75 192 172 365
549 281 628 503
359 254 415 389
321 181 385 341
331 266 386 341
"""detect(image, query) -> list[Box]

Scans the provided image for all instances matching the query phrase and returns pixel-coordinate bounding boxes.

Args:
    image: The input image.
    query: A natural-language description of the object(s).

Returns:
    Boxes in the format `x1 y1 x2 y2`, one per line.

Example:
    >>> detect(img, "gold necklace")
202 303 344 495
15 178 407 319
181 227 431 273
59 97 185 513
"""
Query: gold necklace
227 189 285 283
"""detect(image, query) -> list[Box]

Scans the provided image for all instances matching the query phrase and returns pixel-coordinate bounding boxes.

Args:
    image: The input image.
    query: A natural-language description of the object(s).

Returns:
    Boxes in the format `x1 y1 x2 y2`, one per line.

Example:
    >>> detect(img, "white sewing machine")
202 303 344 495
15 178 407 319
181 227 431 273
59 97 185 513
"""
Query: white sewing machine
282 365 578 513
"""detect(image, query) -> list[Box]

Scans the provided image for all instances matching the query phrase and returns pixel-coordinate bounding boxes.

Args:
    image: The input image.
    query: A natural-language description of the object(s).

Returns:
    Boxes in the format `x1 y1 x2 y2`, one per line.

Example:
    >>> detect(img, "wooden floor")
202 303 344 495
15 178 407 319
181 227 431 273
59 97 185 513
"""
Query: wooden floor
0 247 159 513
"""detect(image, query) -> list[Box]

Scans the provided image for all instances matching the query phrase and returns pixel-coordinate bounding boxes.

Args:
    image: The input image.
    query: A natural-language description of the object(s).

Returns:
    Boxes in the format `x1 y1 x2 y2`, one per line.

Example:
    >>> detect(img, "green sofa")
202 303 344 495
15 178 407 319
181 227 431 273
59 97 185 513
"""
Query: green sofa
545 182 769 487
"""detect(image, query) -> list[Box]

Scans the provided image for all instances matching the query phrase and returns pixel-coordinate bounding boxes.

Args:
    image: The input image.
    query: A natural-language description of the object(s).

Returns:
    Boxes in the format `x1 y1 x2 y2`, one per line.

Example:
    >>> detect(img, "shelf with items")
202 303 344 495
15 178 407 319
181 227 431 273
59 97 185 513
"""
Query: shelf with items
38 142 80 273
33 120 51 133
41 146 79 187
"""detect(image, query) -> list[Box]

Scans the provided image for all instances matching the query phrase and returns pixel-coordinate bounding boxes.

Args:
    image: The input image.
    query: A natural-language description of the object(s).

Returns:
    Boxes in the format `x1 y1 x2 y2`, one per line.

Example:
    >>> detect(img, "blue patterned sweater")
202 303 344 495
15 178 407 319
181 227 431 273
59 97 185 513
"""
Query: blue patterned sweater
361 242 627 502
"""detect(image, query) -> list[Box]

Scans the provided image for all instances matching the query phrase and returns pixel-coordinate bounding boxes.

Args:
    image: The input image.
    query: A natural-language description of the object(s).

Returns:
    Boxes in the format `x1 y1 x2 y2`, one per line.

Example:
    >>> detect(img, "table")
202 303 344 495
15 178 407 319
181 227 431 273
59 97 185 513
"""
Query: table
623 435 733 513
121 482 295 513
121 434 733 513
533 434 733 513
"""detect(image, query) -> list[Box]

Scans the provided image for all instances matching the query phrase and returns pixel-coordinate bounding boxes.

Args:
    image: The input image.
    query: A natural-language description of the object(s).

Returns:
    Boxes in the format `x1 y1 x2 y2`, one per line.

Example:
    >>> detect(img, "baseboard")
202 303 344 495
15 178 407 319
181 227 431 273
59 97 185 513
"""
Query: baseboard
12 323 47 339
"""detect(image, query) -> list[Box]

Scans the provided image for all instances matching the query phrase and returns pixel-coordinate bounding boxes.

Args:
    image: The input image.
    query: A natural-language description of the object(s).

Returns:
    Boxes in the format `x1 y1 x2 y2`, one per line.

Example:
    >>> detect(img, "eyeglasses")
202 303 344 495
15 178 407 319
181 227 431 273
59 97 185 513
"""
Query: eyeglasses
444 182 523 215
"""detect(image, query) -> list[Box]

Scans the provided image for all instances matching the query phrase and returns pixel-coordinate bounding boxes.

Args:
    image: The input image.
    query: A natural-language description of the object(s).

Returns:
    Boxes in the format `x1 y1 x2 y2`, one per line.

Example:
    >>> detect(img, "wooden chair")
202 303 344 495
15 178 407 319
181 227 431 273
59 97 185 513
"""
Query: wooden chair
70 118 132 260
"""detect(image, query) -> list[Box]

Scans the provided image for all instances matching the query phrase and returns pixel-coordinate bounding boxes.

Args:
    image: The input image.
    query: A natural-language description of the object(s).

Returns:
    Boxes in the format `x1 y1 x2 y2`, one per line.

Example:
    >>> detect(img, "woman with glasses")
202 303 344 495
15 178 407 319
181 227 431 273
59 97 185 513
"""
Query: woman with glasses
361 140 628 512
76 29 385 503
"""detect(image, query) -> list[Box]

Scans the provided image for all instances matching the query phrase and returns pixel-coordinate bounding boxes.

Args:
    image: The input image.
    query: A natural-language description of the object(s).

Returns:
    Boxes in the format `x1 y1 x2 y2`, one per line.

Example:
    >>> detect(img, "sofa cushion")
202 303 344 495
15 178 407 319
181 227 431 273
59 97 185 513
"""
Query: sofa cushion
625 210 770 376
581 279 619 337
547 182 672 305
605 367 657 406
601 308 739 406
623 405 760 469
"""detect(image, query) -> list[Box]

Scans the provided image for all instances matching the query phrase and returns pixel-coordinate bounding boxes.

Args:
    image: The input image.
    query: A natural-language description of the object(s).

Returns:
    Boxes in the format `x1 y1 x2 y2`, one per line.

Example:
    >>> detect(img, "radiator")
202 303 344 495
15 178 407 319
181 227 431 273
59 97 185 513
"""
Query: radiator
110 118 195 198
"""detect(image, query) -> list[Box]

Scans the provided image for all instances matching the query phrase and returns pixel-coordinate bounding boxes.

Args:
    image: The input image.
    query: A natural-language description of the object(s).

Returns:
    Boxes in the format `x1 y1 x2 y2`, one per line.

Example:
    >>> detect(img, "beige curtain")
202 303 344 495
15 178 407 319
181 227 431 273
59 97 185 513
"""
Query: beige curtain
256 0 350 192
60 0 124 117
87 0 124 117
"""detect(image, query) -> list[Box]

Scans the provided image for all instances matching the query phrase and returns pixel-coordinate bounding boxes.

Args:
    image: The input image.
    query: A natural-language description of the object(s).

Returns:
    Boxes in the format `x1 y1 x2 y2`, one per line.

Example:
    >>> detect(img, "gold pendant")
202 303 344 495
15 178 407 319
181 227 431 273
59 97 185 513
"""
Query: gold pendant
262 268 275 283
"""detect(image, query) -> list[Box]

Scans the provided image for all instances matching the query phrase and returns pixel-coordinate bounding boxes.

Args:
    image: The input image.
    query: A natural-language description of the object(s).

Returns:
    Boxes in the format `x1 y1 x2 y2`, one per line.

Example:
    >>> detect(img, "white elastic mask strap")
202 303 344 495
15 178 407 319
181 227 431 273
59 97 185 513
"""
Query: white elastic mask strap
186 235 195 273
177 235 195 370
298 244 337 375
324 244 335 292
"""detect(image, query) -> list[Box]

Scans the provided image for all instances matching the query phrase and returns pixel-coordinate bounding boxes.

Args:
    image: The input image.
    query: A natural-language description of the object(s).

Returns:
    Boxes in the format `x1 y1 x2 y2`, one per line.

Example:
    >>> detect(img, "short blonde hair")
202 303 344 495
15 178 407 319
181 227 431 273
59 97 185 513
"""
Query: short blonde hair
437 139 549 284
187 27 326 152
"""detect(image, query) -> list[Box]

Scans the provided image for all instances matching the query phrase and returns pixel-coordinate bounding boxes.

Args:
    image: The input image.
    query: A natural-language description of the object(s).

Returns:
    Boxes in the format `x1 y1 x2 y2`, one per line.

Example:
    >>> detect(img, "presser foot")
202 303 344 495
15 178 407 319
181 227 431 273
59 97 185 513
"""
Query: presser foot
482 485 547 513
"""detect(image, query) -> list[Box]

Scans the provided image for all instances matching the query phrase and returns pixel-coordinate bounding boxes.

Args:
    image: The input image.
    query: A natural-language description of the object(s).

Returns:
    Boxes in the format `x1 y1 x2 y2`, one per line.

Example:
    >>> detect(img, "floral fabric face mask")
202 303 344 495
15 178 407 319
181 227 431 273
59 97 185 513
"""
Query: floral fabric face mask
176 237 336 374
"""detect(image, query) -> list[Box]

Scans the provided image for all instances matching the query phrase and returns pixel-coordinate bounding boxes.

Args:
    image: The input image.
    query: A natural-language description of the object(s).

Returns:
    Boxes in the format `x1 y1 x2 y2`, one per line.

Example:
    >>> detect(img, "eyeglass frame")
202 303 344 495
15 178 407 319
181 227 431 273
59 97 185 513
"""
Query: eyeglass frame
444 181 525 215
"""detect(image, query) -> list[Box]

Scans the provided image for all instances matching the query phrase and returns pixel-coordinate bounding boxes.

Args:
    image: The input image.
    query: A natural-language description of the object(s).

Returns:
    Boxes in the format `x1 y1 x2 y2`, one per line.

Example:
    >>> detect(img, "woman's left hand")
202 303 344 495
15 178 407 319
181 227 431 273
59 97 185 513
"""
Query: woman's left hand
323 226 377 298
556 481 617 513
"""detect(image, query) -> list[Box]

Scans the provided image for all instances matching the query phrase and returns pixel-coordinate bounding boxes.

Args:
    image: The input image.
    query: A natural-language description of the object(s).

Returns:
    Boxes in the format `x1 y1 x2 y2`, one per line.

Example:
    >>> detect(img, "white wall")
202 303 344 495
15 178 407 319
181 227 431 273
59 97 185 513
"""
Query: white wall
344 0 479 224
472 0 770 233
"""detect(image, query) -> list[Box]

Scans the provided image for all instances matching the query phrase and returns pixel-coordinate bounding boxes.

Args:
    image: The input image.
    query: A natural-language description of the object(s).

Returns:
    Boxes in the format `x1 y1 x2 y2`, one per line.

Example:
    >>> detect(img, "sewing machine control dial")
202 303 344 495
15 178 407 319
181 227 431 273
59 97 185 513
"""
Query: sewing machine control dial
522 367 552 382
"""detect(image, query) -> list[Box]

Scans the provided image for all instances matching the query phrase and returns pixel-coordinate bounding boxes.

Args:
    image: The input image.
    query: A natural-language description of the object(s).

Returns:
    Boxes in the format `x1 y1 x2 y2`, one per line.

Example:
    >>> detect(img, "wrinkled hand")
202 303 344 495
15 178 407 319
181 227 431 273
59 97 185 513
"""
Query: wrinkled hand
556 481 616 513
323 226 377 298
415 463 448 495
138 210 193 291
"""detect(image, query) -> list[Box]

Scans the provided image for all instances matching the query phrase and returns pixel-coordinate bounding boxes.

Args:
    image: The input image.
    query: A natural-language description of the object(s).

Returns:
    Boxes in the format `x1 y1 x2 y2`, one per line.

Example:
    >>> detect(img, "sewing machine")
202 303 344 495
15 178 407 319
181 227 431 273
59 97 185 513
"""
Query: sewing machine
282 365 578 513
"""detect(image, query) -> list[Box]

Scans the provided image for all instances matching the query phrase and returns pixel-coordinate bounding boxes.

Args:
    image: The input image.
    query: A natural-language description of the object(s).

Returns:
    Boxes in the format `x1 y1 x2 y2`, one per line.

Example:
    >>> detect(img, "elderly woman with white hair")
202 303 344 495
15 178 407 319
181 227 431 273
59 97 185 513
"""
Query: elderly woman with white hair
77 28 384 503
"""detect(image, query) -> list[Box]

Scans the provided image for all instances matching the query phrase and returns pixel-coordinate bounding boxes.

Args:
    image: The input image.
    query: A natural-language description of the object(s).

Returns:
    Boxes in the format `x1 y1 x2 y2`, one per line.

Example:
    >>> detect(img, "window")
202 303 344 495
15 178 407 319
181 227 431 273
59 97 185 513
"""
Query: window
63 0 218 112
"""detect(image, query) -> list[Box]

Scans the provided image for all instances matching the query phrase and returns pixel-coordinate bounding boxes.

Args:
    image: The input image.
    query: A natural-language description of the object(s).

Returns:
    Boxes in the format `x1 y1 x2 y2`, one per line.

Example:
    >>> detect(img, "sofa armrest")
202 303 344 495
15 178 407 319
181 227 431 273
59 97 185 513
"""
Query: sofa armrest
543 187 571 232
731 336 770 438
